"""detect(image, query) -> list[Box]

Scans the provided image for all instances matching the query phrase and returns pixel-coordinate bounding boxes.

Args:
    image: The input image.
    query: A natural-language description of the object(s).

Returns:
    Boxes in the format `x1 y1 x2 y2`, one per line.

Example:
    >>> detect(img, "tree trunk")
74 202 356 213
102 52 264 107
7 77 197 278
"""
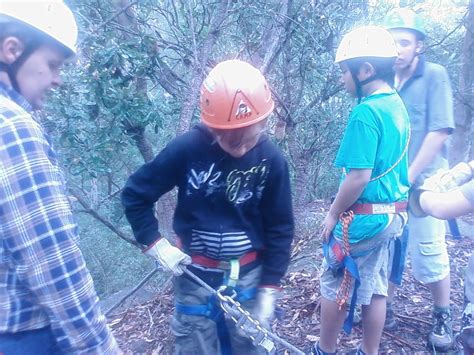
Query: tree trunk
258 0 292 75
114 0 155 162
177 0 231 134
450 0 474 165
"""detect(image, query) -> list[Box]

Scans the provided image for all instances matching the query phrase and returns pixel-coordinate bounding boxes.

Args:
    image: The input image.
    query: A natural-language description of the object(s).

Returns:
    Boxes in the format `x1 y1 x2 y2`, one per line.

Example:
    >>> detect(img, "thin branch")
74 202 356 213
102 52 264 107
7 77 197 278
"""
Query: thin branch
105 267 162 316
186 1 199 65
260 0 291 74
70 188 140 248
425 14 466 50
78 0 139 47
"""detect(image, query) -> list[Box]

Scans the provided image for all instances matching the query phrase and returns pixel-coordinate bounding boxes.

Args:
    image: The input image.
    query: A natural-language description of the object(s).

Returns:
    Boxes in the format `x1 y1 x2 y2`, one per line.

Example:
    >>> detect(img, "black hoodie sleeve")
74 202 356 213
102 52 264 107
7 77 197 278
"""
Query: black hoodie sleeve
121 140 185 246
259 151 294 286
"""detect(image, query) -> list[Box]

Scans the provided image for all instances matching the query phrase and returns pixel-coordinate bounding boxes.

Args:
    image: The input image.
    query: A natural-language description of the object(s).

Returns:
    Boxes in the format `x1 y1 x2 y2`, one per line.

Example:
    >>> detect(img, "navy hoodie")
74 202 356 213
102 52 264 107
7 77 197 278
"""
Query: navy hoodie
122 124 294 286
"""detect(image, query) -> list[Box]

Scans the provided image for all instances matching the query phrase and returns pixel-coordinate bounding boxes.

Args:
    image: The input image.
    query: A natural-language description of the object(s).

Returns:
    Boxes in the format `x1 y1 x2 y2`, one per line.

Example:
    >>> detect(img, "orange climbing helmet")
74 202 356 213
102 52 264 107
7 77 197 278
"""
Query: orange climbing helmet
200 59 274 129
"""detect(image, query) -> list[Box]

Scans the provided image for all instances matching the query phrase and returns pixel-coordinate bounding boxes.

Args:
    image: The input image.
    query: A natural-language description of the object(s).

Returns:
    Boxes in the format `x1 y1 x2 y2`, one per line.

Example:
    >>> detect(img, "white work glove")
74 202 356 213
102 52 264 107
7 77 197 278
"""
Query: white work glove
143 238 191 276
421 162 473 193
253 287 280 329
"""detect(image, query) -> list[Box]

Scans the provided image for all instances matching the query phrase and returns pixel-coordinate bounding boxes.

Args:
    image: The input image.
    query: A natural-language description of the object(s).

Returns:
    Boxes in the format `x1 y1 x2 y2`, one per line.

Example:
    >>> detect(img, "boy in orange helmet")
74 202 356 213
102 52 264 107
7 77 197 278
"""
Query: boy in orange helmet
122 59 294 354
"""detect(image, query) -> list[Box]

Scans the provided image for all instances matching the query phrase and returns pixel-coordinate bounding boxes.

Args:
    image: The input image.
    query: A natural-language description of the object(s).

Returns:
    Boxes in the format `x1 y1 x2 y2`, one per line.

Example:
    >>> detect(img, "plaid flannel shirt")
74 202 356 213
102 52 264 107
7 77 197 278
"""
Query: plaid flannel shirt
0 84 118 353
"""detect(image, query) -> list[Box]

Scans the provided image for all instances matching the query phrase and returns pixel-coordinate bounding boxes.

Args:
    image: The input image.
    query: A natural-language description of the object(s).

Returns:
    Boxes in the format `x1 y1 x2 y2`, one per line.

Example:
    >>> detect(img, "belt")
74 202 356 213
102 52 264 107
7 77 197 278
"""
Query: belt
191 251 258 269
349 201 408 215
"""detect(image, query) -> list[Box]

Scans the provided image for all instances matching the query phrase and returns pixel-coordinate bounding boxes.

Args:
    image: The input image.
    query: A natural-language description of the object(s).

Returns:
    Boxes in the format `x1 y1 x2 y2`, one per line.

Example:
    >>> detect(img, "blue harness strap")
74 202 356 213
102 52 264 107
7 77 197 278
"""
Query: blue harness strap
175 287 257 355
323 233 361 334
175 303 213 316
343 257 360 334
448 218 461 239
389 225 408 285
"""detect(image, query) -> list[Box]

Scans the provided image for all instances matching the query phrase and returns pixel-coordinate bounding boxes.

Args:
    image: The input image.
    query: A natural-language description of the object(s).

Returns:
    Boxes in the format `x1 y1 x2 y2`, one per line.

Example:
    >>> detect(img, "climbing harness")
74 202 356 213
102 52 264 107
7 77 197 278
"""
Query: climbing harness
176 256 251 355
175 286 256 355
389 224 408 285
324 204 408 334
350 201 407 214
181 268 305 355
329 119 410 333
189 251 258 288
323 211 361 334
175 240 283 353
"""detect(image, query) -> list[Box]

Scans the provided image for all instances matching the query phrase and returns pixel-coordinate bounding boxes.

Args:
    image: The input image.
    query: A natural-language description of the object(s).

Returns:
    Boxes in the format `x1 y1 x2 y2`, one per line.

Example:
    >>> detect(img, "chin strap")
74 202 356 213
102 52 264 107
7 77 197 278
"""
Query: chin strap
349 68 394 103
348 67 364 103
0 43 39 94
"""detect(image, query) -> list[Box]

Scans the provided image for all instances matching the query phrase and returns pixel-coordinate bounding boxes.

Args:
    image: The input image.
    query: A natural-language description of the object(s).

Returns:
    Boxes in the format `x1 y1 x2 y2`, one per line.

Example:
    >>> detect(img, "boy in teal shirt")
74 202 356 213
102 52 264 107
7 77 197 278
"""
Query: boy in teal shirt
312 26 410 355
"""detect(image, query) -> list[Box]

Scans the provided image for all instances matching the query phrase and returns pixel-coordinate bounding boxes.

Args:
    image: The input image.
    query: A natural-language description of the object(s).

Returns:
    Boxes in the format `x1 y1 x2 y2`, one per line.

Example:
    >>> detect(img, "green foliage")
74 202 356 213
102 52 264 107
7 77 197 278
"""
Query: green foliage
76 212 153 296
42 0 467 298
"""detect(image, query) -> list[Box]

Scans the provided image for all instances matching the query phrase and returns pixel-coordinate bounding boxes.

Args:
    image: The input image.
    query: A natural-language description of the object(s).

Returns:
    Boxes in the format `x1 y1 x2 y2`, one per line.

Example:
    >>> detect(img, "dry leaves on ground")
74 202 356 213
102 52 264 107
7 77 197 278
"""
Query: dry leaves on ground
110 213 473 354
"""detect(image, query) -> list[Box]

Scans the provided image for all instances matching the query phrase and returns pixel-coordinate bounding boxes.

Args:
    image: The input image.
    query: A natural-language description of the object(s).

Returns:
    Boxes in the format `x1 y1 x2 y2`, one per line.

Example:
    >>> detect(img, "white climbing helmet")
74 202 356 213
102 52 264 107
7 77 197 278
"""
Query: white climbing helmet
335 25 398 64
0 0 78 56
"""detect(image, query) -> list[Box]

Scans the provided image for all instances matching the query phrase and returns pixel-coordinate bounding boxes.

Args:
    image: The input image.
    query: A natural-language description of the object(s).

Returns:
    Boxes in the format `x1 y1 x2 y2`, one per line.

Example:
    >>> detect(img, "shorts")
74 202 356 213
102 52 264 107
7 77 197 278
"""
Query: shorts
320 214 404 305
407 211 449 283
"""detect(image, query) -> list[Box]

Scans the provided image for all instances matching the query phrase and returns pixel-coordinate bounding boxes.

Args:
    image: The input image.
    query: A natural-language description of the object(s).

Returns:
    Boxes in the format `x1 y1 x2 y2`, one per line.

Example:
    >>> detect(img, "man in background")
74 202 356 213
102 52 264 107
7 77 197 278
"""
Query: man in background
384 8 456 351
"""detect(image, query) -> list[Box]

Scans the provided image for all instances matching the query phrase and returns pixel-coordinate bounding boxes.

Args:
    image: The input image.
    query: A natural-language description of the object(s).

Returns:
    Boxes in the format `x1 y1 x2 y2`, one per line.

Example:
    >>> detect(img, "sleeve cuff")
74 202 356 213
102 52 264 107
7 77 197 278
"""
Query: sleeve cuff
142 235 162 252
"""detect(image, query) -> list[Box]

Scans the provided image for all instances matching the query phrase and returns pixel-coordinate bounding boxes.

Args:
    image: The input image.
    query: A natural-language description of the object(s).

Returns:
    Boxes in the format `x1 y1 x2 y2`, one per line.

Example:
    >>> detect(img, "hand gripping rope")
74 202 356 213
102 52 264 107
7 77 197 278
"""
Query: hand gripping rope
183 268 305 355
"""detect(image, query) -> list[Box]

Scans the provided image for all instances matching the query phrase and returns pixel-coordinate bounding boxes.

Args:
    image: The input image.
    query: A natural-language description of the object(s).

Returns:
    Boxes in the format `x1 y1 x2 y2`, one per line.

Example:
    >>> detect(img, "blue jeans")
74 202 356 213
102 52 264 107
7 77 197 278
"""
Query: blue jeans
0 326 62 355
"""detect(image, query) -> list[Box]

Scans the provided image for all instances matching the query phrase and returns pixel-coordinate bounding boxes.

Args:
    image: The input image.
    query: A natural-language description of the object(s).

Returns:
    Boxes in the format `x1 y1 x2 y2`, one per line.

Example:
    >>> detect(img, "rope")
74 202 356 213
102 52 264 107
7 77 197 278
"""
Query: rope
342 122 411 182
369 124 411 182
183 268 305 354
335 210 354 310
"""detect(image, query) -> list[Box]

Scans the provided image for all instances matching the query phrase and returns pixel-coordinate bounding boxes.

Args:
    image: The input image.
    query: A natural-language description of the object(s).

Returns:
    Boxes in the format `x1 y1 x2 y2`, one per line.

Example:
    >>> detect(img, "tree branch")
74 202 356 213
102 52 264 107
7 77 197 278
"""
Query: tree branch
70 189 140 248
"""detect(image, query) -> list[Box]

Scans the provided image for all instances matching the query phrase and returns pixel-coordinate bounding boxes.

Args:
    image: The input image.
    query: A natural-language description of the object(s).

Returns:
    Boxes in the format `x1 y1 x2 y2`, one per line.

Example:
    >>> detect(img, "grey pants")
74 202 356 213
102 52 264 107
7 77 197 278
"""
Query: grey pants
171 265 265 355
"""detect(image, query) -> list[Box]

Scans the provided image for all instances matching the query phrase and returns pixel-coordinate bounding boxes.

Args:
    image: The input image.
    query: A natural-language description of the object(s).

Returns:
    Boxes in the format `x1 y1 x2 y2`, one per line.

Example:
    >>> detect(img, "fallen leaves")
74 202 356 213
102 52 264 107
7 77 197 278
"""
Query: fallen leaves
109 208 473 354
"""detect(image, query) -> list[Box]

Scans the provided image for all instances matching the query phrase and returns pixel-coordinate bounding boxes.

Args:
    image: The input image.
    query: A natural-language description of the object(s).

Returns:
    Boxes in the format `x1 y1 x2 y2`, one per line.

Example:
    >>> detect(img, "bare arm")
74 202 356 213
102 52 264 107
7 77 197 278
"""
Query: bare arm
322 168 372 240
409 129 451 184
420 189 473 219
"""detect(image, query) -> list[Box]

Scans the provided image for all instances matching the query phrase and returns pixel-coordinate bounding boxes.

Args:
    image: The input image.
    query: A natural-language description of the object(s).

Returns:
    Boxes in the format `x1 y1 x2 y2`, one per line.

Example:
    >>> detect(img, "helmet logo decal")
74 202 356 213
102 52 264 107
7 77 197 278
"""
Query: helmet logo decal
235 100 252 120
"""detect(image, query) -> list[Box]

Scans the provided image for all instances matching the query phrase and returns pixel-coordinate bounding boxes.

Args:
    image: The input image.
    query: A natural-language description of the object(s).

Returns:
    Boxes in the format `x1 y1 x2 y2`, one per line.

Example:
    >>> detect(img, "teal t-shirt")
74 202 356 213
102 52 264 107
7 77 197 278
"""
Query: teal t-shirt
333 90 410 243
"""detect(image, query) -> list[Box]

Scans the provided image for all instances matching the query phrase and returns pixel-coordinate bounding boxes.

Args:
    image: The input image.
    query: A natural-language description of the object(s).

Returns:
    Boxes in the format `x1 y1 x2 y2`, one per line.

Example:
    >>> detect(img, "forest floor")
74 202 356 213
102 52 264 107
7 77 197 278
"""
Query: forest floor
108 202 474 354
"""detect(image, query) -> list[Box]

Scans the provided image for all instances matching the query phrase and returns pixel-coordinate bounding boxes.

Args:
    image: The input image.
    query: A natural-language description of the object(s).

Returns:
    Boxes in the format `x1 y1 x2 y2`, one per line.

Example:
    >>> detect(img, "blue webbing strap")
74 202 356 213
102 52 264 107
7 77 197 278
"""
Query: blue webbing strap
175 287 257 355
323 234 361 334
342 255 360 334
175 303 212 316
448 218 461 239
213 292 232 355
389 225 408 285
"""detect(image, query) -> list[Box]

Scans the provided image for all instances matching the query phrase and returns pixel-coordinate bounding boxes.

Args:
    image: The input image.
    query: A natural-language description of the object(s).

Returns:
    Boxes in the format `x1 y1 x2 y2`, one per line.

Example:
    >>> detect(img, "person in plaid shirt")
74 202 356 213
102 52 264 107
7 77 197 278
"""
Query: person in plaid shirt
0 2 120 354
